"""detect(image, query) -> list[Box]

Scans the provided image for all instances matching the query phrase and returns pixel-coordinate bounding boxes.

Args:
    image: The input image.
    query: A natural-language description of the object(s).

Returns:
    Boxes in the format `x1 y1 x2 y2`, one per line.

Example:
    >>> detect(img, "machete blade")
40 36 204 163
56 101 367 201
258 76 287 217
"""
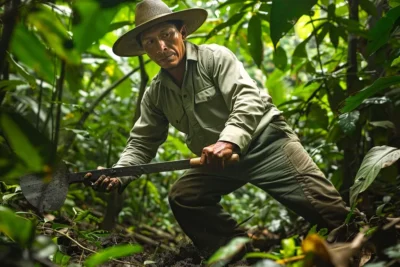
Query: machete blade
20 163 69 212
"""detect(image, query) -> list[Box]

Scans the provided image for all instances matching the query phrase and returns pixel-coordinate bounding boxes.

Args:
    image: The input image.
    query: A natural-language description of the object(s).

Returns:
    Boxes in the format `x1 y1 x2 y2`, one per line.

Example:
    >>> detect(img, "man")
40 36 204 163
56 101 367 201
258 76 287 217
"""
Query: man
89 0 351 254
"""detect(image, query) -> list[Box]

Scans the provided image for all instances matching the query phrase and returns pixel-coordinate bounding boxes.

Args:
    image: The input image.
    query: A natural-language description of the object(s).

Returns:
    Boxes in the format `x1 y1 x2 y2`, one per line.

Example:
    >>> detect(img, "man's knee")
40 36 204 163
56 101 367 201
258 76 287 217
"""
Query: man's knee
168 179 198 207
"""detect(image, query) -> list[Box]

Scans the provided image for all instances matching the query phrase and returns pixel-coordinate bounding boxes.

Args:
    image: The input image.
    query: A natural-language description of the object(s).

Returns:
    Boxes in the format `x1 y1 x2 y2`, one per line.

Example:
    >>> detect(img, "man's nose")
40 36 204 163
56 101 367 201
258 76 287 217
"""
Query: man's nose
157 39 168 52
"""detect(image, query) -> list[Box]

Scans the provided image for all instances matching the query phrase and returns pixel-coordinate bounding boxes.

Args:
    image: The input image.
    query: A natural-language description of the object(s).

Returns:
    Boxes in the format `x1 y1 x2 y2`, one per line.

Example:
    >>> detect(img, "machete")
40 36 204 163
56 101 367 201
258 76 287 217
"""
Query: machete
20 154 239 212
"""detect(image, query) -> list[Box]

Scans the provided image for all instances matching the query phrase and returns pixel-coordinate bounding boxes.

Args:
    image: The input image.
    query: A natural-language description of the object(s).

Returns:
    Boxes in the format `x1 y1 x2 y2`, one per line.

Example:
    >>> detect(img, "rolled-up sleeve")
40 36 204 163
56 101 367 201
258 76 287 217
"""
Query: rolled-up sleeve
113 90 169 191
212 47 265 151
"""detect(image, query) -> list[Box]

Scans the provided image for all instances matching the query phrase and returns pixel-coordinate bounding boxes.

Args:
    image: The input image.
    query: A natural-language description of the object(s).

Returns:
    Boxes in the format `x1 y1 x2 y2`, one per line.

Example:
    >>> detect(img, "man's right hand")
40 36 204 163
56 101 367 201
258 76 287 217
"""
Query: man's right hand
84 166 121 192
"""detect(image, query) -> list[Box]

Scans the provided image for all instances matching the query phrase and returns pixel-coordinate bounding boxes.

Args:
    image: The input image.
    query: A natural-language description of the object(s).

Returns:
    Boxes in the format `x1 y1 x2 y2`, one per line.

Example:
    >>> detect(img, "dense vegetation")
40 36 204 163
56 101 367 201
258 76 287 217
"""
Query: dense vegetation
1 0 400 266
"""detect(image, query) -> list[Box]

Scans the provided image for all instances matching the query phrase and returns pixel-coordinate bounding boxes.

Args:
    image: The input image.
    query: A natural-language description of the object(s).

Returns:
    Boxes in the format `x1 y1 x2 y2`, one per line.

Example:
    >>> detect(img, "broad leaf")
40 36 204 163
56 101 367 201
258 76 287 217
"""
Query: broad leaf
340 76 400 113
10 24 55 82
84 244 142 267
28 5 80 65
0 113 43 172
0 206 34 246
360 0 378 17
350 146 400 206
208 237 250 265
270 0 317 48
72 0 119 52
338 111 360 135
367 6 400 55
273 46 288 70
248 14 263 67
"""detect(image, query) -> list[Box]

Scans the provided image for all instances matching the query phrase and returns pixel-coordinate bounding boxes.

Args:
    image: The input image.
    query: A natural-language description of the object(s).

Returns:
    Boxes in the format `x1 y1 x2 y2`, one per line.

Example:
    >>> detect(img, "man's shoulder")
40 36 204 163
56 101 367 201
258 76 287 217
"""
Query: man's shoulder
196 43 233 56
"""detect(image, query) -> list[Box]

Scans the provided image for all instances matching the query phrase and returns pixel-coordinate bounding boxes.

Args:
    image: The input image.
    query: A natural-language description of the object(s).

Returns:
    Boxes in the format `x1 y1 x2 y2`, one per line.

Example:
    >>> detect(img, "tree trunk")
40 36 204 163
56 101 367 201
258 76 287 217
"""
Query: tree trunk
101 56 149 230
341 0 361 203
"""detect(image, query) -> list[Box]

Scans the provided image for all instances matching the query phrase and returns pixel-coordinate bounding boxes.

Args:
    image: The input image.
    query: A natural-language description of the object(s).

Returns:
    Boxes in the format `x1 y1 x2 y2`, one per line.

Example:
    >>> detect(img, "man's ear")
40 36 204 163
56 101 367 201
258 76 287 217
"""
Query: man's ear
180 25 188 40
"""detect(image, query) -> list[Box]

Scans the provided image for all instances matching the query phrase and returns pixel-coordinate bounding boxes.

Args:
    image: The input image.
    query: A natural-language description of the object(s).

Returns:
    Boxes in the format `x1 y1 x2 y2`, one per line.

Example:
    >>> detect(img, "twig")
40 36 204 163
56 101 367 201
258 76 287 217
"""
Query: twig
132 232 178 253
41 227 143 266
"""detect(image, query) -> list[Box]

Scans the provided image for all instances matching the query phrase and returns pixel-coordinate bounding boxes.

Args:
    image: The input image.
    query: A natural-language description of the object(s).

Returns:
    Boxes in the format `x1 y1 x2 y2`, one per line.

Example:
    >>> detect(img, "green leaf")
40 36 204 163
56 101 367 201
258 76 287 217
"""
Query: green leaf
0 80 27 91
281 237 296 257
292 38 309 58
84 244 143 267
72 0 119 52
350 146 400 206
207 12 245 40
341 76 400 113
208 237 250 265
270 0 317 47
10 24 55 82
248 14 263 67
338 111 360 135
53 250 71 266
273 46 288 70
0 114 43 172
390 0 400 8
28 5 80 65
367 6 400 55
307 103 329 130
7 53 37 89
0 206 34 246
360 0 379 17
329 24 339 49
245 252 280 260
369 121 396 129
391 55 400 67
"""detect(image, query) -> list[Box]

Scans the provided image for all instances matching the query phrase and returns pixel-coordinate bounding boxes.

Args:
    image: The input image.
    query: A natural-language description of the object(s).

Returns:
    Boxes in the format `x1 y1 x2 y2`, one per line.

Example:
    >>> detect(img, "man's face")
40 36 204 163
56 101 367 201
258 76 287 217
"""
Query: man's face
140 23 186 69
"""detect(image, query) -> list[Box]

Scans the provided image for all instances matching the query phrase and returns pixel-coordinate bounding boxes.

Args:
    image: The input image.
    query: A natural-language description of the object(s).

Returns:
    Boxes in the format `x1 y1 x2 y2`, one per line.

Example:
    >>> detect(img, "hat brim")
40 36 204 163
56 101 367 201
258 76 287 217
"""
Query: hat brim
112 8 207 57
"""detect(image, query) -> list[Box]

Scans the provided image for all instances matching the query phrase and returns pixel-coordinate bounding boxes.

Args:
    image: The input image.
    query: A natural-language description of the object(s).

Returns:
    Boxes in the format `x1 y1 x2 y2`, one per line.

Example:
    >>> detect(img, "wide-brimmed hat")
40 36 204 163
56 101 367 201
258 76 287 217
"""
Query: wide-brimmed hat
112 0 208 57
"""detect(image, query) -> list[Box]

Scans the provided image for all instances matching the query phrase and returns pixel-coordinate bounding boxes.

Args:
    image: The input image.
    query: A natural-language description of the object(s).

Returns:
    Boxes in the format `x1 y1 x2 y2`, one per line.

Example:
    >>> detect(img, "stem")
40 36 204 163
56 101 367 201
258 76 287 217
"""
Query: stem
36 80 44 129
310 17 329 92
52 60 66 161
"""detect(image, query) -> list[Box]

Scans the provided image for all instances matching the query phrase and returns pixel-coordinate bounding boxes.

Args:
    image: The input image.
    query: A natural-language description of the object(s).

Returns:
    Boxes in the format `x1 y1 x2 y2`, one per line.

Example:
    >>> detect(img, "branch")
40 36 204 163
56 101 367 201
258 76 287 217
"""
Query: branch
133 55 149 124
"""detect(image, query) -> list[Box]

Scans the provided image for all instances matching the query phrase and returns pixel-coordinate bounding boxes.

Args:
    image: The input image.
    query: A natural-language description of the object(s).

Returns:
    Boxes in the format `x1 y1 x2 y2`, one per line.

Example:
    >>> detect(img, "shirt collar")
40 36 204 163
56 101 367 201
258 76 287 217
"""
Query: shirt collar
155 41 198 92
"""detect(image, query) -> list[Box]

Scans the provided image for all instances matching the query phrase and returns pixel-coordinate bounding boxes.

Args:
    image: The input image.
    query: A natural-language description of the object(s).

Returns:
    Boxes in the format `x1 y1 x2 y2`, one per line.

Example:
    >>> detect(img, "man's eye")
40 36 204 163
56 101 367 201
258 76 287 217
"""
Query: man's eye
146 40 153 46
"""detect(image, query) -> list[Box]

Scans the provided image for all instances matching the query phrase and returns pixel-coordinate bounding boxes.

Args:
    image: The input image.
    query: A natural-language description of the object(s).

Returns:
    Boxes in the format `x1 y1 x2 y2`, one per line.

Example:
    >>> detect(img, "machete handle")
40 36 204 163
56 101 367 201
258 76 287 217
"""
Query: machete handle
189 153 240 167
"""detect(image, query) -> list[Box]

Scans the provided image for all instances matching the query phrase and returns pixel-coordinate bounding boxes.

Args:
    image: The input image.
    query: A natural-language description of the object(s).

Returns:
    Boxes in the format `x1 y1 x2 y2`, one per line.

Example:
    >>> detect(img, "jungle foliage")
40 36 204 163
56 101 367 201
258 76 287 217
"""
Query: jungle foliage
1 0 400 266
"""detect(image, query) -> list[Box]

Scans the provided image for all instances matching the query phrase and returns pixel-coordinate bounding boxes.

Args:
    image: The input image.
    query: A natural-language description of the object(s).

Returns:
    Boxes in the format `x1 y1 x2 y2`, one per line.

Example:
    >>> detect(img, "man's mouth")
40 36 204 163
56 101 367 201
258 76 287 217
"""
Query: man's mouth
159 54 174 61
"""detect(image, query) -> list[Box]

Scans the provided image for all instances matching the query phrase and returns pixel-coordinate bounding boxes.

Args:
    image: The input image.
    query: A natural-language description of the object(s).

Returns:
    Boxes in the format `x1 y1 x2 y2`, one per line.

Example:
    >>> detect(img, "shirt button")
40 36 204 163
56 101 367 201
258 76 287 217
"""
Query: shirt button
176 120 179 123
183 94 187 98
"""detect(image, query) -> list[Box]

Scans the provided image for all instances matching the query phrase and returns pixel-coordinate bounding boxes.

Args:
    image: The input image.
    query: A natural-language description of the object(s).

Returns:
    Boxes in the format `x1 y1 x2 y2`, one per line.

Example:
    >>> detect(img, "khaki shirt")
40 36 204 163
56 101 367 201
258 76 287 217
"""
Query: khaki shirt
114 42 281 186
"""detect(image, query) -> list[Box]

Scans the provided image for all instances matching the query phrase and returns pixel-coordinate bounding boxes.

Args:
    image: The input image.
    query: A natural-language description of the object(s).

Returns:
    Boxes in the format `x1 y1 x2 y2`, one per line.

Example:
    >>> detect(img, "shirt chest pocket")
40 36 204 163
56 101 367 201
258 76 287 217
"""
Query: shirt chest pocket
194 86 229 128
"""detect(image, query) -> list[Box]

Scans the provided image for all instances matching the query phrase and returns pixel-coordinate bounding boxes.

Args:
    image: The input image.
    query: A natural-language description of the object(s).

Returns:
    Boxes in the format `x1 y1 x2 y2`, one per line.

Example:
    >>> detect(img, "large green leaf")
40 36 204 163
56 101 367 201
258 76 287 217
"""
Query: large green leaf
72 0 119 52
0 113 43 172
340 76 400 113
338 111 360 135
84 244 142 267
350 146 400 206
248 14 263 67
28 5 80 65
367 6 400 55
208 237 250 265
270 0 317 48
10 24 55 82
0 206 34 246
273 46 288 70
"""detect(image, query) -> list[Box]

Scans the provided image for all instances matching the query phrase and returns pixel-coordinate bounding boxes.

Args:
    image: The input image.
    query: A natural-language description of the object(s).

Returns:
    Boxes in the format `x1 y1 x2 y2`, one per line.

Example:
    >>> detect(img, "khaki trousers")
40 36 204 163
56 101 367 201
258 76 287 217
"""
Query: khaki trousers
168 118 349 251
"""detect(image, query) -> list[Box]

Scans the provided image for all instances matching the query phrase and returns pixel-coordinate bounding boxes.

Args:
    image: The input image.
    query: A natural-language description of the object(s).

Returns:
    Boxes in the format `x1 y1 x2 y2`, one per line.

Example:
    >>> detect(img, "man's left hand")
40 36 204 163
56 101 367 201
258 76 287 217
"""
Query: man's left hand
200 141 238 168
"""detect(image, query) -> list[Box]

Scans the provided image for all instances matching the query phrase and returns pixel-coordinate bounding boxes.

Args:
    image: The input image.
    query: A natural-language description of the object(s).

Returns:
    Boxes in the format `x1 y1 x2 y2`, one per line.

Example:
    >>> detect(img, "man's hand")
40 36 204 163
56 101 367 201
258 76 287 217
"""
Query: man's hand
200 141 238 168
84 166 121 192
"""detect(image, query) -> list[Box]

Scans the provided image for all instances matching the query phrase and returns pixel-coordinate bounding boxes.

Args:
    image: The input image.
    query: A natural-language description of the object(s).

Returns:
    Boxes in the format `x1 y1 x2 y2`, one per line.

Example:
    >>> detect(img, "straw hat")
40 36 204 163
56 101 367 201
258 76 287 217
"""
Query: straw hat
112 0 208 57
